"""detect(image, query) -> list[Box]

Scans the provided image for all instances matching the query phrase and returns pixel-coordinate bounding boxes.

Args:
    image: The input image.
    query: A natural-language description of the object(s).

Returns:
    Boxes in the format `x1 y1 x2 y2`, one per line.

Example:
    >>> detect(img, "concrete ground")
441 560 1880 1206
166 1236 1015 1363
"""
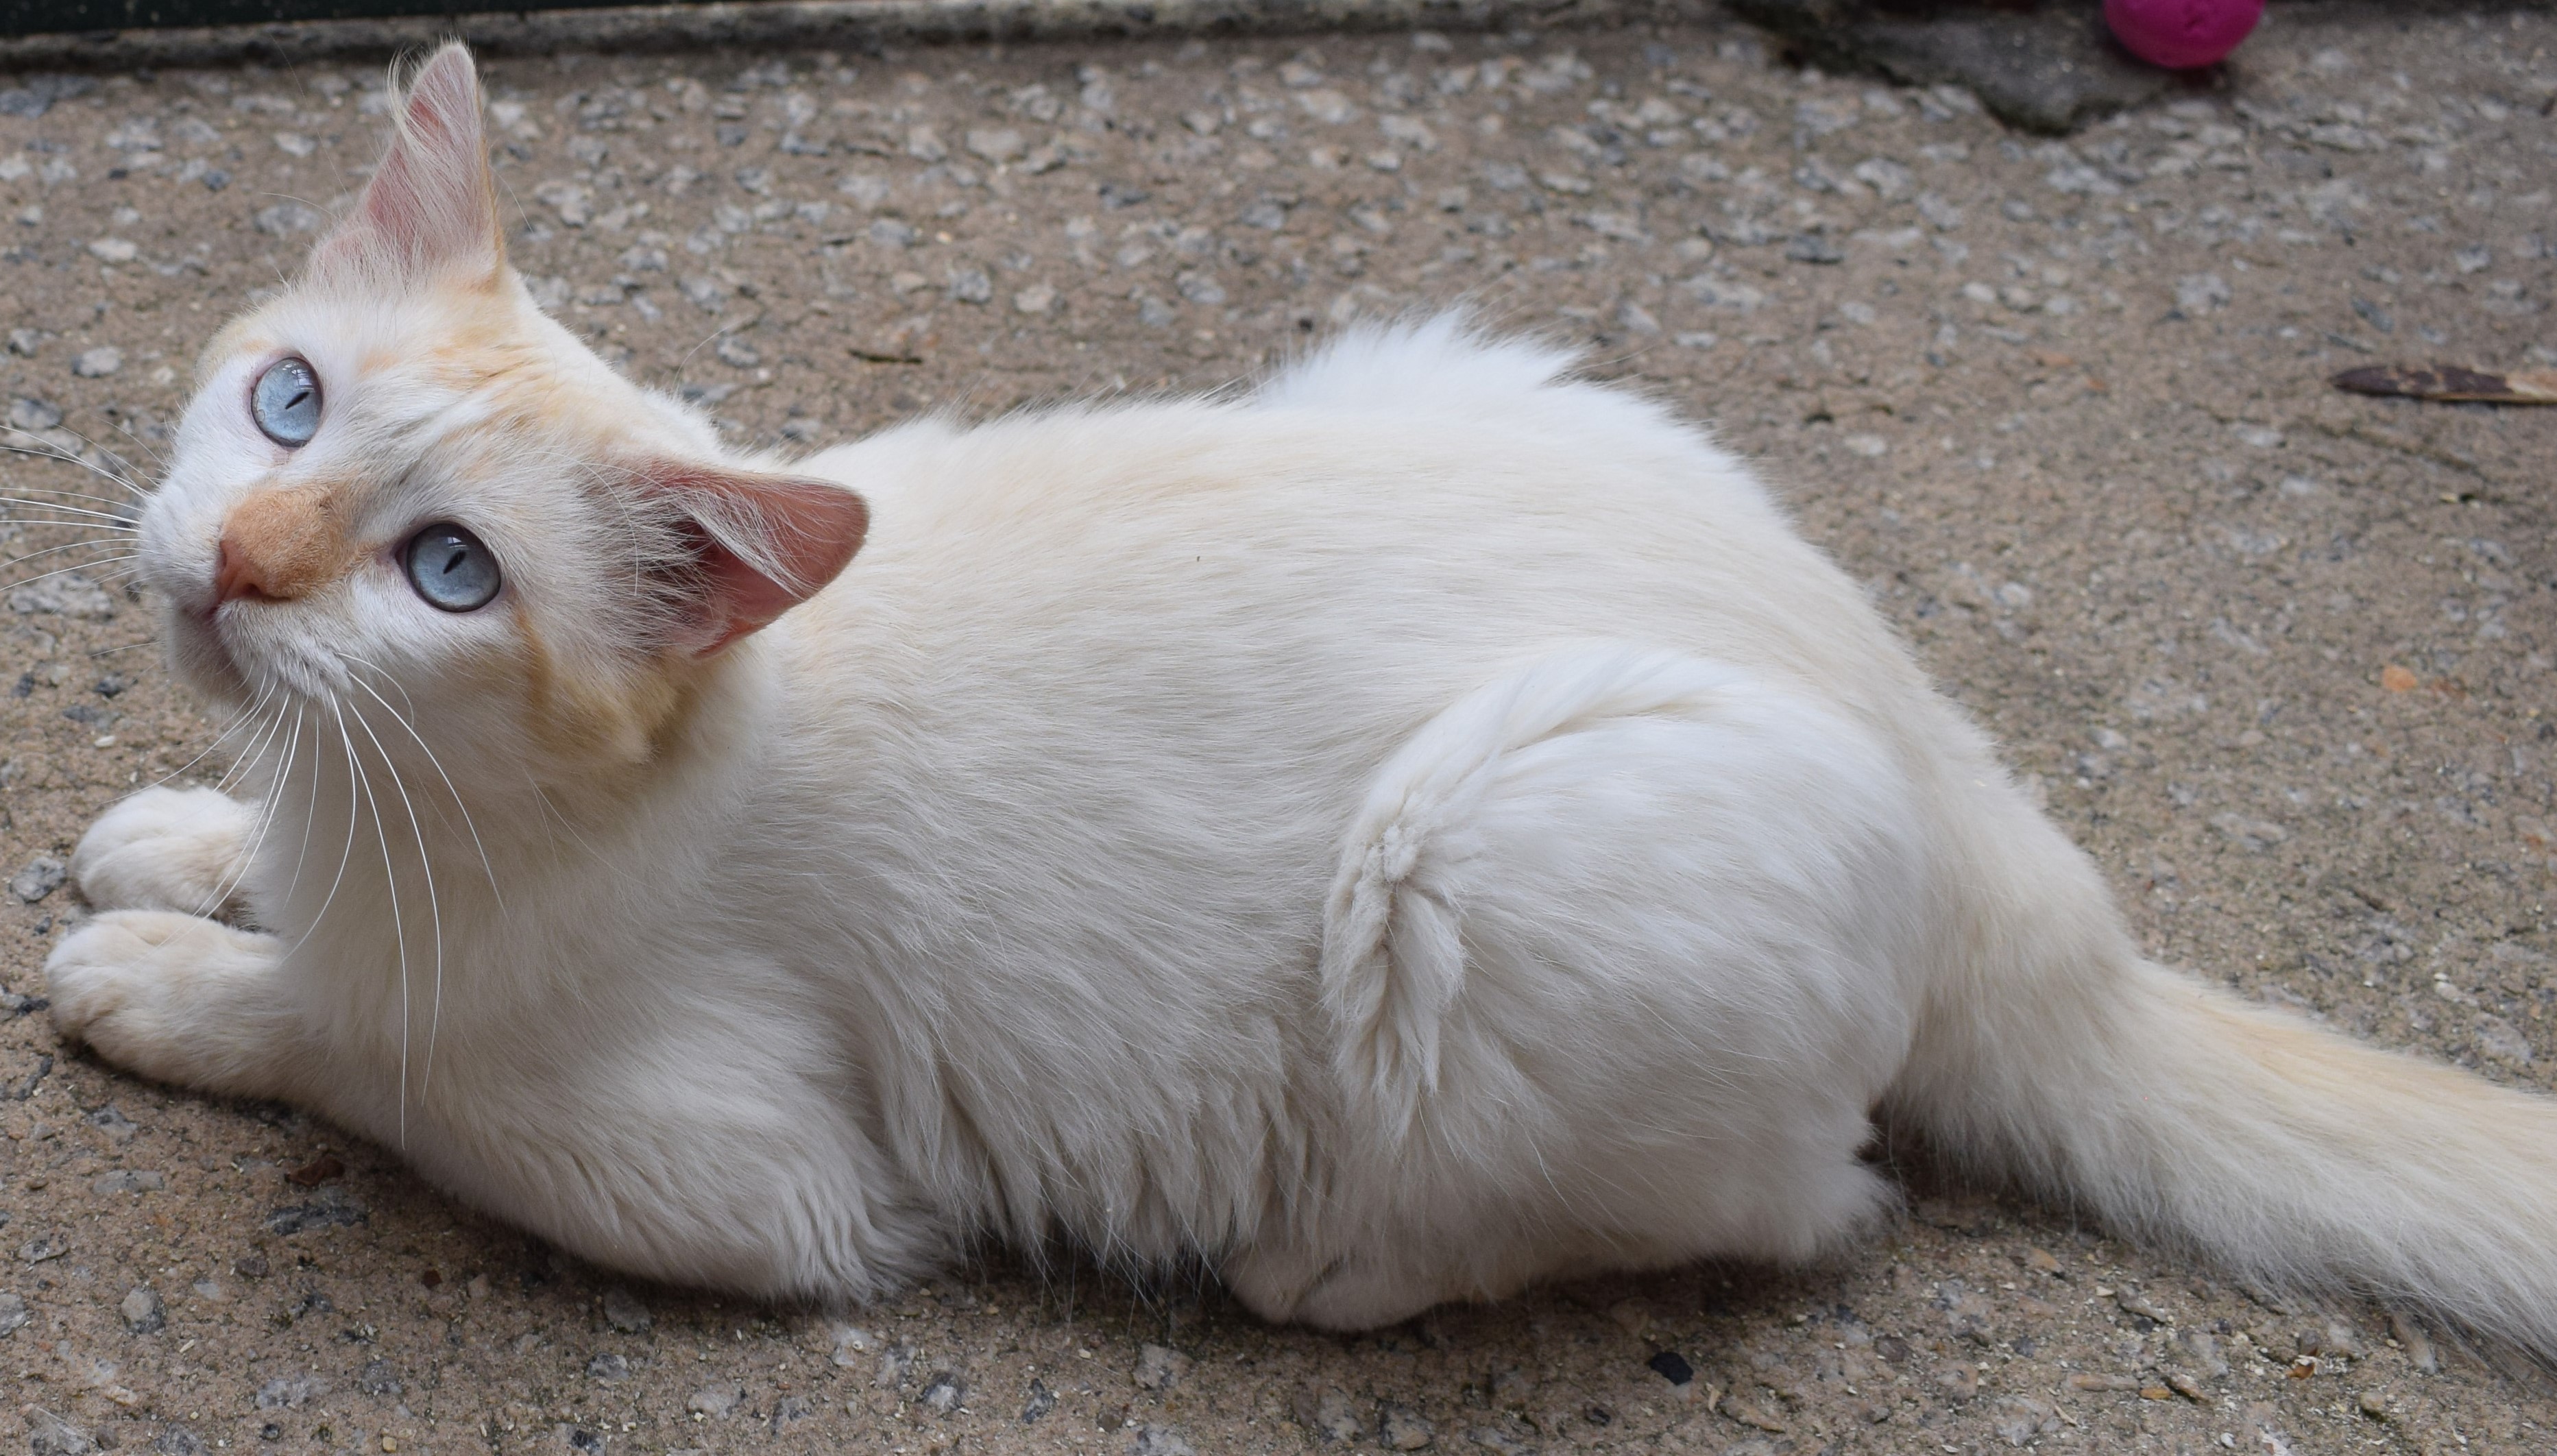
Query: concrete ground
3 4 2556 1453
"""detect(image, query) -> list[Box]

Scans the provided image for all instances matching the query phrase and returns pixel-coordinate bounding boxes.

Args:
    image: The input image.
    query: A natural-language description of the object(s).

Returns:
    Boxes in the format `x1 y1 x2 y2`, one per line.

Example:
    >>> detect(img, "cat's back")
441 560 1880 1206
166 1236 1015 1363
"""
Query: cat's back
784 319 1917 738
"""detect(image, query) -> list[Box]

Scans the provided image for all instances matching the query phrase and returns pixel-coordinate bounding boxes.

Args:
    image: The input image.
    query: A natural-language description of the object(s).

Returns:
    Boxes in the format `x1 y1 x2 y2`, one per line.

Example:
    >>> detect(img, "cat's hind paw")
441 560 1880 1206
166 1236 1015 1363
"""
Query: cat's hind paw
69 786 256 916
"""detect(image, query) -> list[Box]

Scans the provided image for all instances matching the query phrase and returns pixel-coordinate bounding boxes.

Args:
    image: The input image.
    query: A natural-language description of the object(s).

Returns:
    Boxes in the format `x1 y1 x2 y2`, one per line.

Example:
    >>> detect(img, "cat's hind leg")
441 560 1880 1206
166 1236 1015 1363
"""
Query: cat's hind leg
1265 646 1932 1327
69 785 257 916
47 912 305 1100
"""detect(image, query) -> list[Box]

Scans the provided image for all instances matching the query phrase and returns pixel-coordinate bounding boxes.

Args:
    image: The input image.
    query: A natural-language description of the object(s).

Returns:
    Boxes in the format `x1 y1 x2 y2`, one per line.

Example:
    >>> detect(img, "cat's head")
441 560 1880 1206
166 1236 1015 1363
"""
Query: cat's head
144 44 867 776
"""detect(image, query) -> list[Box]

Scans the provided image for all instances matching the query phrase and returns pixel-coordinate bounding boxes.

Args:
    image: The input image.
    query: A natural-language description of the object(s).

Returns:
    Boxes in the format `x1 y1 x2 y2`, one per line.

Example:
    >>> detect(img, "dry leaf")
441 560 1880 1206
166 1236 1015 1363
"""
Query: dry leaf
286 1154 345 1187
2332 364 2557 404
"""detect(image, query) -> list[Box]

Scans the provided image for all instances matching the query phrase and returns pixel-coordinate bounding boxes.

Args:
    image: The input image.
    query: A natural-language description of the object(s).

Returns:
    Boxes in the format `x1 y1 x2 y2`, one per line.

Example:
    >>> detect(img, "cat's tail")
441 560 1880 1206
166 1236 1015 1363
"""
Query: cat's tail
1889 781 2557 1358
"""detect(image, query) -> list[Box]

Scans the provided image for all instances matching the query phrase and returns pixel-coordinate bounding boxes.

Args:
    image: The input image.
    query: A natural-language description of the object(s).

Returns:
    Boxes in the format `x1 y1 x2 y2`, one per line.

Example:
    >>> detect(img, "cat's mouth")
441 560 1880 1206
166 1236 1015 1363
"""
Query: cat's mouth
164 593 262 706
180 594 374 712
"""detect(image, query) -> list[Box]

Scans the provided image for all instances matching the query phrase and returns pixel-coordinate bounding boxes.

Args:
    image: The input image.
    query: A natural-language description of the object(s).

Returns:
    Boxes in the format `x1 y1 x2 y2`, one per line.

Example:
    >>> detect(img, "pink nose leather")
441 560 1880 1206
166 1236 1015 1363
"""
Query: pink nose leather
211 534 274 606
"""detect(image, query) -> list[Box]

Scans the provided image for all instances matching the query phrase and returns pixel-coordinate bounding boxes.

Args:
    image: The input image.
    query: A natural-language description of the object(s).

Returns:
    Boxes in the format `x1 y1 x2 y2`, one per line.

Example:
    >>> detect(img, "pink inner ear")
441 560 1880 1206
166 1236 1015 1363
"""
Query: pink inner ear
315 44 500 282
648 466 871 655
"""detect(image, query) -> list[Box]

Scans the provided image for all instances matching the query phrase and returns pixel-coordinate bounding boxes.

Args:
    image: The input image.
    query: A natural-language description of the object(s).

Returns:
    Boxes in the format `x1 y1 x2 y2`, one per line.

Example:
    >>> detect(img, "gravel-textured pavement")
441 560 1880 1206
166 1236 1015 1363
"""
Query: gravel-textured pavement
3 5 2556 1453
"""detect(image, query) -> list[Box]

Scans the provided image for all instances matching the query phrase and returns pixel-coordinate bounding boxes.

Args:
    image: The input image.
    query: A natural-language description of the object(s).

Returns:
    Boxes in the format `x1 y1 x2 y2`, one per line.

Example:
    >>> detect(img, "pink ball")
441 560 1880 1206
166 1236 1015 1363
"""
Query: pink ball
2105 0 2264 70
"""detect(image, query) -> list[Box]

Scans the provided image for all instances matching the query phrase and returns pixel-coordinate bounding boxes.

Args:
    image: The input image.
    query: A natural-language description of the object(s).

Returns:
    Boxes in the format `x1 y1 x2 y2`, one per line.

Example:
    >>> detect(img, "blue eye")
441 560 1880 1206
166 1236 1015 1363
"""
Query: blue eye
252 356 322 447
402 524 502 612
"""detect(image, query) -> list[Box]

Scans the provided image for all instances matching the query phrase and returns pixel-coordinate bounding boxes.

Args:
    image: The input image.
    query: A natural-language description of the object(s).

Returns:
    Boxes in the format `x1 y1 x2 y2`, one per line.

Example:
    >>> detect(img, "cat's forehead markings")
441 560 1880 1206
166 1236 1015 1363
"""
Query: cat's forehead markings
199 319 278 382
348 352 483 400
426 291 536 352
400 326 547 399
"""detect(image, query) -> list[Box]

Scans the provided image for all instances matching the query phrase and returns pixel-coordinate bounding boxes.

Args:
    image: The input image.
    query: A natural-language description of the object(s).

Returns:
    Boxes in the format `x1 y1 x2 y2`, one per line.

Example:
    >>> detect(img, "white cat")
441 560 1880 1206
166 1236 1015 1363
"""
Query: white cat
44 45 2557 1346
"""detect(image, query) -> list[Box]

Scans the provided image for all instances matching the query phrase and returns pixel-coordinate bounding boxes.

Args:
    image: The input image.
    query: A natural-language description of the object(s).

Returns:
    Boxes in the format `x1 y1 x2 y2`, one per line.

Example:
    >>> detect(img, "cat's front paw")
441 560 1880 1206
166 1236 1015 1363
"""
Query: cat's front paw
70 786 256 916
46 910 288 1093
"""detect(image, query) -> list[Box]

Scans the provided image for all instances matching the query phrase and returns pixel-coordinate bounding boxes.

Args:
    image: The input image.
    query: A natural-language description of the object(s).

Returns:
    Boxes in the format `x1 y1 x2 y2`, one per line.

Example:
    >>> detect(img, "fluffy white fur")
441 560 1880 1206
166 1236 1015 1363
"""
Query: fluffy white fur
46 47 2557 1348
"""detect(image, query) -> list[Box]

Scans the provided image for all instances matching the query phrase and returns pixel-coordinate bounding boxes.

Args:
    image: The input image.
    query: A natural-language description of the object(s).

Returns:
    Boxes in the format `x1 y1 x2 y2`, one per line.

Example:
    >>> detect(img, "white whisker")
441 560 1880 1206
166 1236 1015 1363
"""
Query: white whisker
86 638 160 658
2 415 154 469
519 770 651 897
0 496 143 526
195 714 284 917
0 476 145 511
138 683 278 797
198 704 301 920
0 433 150 500
284 699 325 910
0 524 139 544
525 772 561 859
345 692 447 1108
29 416 156 479
300 691 365 954
5 538 140 571
343 657 503 912
333 693 411 1148
213 696 292 799
106 415 173 474
5 557 142 594
0 517 141 535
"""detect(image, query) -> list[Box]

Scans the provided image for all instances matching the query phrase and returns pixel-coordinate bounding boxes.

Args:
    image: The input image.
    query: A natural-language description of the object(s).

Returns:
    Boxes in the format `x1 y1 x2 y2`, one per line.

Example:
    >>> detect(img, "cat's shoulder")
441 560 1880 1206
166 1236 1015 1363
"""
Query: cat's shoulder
1255 314 1582 415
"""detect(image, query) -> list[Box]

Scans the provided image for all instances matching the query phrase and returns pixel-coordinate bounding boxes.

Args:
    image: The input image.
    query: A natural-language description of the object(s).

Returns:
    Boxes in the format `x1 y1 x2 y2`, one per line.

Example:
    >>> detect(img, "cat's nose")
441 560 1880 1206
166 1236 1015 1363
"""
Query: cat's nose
213 487 344 607
211 535 269 605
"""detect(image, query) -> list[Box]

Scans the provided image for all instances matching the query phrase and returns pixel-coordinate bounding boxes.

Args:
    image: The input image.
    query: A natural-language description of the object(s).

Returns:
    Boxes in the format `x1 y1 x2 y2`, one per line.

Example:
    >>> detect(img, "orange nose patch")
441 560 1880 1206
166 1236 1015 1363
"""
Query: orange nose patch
216 487 350 604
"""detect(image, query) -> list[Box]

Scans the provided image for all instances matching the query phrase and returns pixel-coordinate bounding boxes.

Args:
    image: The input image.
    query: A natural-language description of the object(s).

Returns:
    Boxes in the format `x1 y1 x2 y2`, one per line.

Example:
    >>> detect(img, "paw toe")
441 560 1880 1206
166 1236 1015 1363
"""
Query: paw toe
45 919 141 1035
44 910 208 1034
70 786 253 913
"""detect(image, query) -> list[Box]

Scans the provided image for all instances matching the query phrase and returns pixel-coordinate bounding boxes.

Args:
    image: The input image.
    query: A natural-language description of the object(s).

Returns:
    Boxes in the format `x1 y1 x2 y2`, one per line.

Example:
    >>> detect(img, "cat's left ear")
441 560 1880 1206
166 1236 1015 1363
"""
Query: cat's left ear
313 43 502 285
640 465 871 657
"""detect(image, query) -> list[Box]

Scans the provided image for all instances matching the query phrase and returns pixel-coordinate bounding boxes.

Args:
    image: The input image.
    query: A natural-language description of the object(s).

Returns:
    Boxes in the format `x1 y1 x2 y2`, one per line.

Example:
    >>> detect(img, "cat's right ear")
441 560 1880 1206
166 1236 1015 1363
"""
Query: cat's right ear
312 43 503 287
635 464 871 657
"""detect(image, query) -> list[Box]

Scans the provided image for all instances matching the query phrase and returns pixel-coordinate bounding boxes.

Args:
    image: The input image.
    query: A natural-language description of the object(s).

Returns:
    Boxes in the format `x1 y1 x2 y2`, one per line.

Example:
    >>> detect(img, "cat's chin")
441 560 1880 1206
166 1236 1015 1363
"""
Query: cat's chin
161 605 258 709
